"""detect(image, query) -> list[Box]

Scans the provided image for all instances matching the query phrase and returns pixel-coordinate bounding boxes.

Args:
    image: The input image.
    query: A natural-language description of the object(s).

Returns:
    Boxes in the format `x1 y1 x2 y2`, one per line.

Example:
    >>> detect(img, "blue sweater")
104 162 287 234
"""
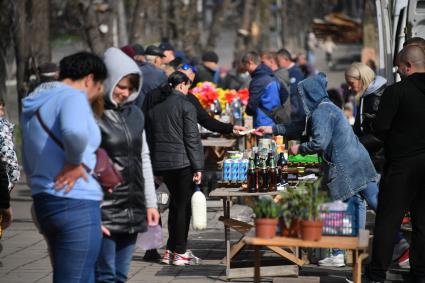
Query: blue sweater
21 82 103 201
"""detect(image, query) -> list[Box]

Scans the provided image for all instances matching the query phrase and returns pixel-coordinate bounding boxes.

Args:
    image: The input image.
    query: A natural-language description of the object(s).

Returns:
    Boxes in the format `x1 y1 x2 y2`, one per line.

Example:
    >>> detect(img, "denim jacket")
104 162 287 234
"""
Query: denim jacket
298 73 378 201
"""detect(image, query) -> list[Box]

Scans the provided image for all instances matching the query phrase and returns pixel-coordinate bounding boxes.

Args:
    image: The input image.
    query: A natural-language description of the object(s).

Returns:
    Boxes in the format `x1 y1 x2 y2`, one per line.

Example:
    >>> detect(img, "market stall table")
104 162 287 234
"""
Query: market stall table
244 230 370 283
202 137 237 160
209 187 300 279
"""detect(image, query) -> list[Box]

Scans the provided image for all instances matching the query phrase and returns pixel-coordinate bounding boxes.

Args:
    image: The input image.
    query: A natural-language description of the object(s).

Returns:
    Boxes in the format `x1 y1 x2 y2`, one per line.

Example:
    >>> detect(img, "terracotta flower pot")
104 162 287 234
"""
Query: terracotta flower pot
280 217 302 238
255 218 278 239
301 220 323 241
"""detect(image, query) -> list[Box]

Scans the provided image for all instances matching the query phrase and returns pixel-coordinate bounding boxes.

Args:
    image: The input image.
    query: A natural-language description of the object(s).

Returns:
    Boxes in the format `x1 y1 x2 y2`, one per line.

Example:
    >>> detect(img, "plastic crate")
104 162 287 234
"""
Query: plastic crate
320 209 358 237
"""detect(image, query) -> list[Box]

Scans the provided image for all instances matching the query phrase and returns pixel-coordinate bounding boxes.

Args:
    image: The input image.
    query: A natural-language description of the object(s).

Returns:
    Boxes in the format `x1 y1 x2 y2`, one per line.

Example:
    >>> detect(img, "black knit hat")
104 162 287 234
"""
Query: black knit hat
202 51 219 63
132 44 145 55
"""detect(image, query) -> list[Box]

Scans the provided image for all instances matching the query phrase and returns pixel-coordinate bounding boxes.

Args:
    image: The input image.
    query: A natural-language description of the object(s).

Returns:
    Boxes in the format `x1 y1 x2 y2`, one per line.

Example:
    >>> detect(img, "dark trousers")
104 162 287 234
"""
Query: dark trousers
162 167 194 254
367 154 425 282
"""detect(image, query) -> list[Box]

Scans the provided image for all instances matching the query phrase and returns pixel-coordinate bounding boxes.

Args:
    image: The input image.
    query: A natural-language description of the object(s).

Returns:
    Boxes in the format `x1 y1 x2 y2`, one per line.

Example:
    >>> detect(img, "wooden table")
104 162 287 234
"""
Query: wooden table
244 230 370 283
209 187 299 280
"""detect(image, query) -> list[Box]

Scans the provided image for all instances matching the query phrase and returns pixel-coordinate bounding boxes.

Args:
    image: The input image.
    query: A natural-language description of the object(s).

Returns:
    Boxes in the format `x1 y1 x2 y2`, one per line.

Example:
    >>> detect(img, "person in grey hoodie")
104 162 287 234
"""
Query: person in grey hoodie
95 47 159 283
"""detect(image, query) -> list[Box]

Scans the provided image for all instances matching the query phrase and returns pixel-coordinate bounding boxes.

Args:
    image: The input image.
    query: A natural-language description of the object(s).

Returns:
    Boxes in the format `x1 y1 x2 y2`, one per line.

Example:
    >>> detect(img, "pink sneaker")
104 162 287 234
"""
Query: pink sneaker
161 249 172 265
398 248 410 269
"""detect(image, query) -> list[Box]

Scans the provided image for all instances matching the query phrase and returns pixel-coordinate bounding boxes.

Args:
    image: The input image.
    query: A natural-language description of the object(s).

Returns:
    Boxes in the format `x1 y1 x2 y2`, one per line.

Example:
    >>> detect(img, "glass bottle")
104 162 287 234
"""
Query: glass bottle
253 147 260 168
247 158 257 193
268 156 278 192
259 158 269 193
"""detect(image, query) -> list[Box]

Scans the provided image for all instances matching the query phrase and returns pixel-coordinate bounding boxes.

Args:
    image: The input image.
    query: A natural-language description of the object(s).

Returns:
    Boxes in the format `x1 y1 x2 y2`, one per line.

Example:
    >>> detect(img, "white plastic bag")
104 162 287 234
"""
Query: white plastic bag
136 225 163 250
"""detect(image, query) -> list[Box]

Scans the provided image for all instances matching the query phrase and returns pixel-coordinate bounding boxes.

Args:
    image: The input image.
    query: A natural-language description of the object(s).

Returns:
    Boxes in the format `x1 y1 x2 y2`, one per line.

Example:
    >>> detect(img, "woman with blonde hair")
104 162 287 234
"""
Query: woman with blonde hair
345 62 387 172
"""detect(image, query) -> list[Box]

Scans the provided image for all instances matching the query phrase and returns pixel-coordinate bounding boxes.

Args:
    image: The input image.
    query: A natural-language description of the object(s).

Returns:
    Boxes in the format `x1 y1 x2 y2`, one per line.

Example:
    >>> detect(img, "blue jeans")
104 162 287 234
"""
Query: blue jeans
96 233 138 283
33 193 102 283
333 181 379 256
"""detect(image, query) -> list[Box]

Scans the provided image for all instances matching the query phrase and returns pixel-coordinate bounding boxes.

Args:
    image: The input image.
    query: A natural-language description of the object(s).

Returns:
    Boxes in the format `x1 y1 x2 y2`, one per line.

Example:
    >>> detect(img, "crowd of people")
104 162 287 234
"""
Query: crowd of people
1 36 425 283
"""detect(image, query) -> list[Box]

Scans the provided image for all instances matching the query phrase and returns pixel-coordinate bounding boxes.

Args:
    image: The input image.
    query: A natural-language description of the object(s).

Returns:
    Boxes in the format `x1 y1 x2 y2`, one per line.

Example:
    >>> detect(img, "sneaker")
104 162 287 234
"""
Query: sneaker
318 254 345 267
172 250 202 266
144 249 162 262
161 249 173 265
398 248 410 269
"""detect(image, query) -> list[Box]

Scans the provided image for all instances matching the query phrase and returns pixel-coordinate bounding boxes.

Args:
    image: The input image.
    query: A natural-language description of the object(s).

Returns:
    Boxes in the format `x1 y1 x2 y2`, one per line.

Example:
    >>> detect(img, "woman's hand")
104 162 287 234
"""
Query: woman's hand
147 208 160 226
101 225 111 237
193 171 202 184
254 126 273 136
55 164 88 193
290 144 300 155
232 125 248 135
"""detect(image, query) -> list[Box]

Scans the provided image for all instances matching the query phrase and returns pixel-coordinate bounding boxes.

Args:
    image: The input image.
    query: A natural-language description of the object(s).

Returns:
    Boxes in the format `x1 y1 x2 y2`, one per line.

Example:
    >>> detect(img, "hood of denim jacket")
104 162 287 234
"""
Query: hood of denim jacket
363 75 387 97
297 72 329 117
103 47 142 107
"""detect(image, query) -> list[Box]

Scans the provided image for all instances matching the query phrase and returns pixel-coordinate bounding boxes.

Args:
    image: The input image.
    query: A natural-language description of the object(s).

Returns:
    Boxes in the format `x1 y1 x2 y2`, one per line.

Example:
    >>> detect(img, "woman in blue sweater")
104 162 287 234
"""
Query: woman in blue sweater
21 52 107 283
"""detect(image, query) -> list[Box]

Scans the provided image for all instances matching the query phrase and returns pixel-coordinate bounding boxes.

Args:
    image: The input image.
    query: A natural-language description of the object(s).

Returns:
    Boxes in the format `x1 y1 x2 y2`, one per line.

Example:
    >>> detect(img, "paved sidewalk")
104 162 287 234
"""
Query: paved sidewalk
1 184 407 283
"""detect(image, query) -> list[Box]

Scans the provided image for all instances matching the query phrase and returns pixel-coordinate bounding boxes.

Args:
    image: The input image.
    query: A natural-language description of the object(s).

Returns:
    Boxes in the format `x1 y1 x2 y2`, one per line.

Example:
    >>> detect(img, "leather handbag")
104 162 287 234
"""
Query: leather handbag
35 109 123 191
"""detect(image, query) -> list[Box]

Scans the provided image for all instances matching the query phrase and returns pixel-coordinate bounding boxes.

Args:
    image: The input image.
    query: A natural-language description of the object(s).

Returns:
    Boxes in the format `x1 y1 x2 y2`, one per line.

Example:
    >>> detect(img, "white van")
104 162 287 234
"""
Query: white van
377 0 425 83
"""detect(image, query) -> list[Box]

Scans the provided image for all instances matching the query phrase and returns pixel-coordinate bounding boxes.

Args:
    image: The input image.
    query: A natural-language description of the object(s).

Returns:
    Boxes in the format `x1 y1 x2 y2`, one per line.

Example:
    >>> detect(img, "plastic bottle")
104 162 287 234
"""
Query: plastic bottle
232 97 242 123
191 185 207 230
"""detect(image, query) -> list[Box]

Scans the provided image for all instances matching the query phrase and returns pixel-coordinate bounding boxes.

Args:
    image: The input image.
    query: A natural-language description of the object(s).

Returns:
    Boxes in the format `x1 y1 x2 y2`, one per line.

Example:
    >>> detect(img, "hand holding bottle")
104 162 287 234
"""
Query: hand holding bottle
193 171 202 184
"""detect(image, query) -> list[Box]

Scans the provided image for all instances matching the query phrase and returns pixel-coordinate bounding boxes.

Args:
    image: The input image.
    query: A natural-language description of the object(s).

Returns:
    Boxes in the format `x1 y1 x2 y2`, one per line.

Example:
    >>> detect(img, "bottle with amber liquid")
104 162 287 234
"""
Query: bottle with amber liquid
266 150 273 167
259 158 269 192
253 147 260 167
268 156 278 191
247 158 258 193
277 152 288 184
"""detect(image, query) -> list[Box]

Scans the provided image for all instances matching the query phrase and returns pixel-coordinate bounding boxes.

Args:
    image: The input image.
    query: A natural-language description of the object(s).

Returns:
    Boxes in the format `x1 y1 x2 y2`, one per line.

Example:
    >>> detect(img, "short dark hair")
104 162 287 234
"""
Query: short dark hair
240 51 261 65
168 71 191 88
58 52 107 82
327 89 344 109
276 48 292 60
403 37 425 49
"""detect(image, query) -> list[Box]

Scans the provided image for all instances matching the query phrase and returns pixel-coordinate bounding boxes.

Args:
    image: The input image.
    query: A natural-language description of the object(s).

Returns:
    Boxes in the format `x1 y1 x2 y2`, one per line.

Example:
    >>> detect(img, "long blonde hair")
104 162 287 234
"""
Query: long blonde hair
345 62 375 102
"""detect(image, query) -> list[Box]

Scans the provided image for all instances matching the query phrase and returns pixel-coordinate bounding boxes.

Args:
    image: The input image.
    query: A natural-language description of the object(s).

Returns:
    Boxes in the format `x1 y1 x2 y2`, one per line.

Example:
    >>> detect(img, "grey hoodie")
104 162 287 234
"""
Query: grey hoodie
103 47 157 209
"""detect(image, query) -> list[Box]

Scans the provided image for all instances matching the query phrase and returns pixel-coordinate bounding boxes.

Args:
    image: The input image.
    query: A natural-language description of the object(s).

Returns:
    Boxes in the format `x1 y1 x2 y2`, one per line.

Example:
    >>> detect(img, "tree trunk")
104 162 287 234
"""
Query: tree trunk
116 0 128 46
76 0 110 55
129 0 146 44
0 0 15 103
234 0 254 59
31 0 51 64
205 0 230 50
14 0 31 115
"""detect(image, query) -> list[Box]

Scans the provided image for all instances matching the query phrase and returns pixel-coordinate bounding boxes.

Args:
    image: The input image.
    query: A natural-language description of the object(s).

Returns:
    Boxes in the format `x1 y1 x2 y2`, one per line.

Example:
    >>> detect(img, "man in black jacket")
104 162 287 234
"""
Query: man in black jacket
365 45 425 283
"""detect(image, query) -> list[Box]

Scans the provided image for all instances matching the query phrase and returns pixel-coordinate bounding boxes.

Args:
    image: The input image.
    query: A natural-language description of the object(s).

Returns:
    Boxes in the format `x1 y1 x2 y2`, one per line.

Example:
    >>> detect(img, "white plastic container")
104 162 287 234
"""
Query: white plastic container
191 186 207 230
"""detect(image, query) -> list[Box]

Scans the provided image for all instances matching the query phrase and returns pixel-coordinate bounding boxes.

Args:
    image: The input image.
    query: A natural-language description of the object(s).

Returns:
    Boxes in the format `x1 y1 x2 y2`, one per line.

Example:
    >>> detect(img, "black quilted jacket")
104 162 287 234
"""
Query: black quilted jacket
148 90 204 172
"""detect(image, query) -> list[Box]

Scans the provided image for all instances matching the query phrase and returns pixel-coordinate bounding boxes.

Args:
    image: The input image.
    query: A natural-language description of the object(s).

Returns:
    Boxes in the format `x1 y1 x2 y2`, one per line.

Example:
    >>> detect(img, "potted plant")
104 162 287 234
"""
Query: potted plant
279 187 306 238
299 179 327 241
252 197 280 239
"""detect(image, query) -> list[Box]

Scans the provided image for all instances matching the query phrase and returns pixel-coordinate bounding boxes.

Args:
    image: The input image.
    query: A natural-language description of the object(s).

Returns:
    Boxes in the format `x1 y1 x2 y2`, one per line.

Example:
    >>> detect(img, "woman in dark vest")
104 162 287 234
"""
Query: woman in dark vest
96 47 159 282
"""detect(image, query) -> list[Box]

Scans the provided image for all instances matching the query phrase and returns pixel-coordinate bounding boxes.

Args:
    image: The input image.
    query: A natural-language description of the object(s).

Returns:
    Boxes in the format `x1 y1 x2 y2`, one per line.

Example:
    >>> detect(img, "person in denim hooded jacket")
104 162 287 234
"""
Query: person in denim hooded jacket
257 73 379 267
259 73 378 200
293 73 379 200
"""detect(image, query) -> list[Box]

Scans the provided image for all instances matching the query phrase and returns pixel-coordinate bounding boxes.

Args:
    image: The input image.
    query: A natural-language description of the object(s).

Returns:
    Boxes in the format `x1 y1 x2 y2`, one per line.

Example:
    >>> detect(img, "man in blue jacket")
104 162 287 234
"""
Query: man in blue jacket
241 51 287 128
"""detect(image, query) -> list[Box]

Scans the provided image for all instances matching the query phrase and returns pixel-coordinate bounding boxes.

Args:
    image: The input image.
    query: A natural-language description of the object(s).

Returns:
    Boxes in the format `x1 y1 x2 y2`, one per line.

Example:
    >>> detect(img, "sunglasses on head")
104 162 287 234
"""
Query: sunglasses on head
180 64 197 73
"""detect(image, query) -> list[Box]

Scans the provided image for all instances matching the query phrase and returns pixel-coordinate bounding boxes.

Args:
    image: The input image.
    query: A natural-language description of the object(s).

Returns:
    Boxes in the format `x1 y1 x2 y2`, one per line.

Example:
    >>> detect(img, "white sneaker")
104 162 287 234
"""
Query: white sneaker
172 250 202 266
161 249 173 265
318 254 345 267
